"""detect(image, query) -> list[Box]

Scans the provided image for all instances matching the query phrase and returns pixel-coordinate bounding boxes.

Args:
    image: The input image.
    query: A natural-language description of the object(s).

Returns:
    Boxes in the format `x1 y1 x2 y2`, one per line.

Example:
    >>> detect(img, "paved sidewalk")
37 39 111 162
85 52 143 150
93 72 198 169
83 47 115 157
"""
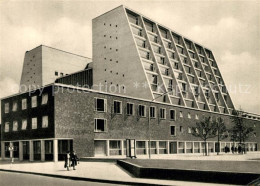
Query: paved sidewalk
0 161 232 186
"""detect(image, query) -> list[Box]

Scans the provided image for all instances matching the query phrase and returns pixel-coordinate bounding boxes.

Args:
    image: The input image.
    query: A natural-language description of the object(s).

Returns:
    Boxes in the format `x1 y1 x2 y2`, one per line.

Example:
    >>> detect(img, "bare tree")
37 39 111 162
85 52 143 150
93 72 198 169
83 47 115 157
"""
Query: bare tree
230 109 254 153
213 117 228 155
192 117 217 156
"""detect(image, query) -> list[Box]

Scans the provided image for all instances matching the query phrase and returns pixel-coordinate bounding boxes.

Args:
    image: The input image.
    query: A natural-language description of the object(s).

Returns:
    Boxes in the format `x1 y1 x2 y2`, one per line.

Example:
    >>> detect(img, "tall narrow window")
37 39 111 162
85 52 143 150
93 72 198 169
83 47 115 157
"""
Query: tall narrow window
42 116 48 128
127 103 134 115
22 119 27 130
180 126 183 133
13 121 18 131
170 110 176 120
150 106 156 118
4 103 9 113
138 105 146 117
188 113 191 119
22 98 27 110
32 117 37 129
160 108 166 119
12 101 18 112
41 94 48 105
114 101 122 114
94 119 107 132
188 127 192 134
95 98 107 112
180 111 183 118
31 96 37 108
195 114 199 120
4 122 9 132
170 126 176 136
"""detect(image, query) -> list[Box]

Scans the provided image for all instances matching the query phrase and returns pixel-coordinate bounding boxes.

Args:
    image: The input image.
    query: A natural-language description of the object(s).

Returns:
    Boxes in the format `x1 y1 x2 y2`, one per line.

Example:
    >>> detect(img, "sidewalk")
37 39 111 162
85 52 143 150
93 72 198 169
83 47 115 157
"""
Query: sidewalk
0 161 232 186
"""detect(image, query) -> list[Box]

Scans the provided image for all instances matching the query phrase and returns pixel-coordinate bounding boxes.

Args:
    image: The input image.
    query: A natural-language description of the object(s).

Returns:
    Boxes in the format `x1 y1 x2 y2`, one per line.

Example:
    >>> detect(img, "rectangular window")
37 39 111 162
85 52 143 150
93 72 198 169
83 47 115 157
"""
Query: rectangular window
180 111 183 118
4 122 9 132
188 113 191 119
12 101 18 112
55 71 58 76
188 127 192 134
114 101 122 114
32 117 37 129
41 94 48 105
195 114 199 120
42 116 48 128
31 96 37 108
150 106 156 118
94 119 107 132
22 119 27 130
170 126 176 136
127 103 134 115
13 121 18 131
22 99 27 110
170 110 176 120
160 108 166 119
95 98 107 112
5 103 9 113
180 126 183 133
138 105 146 117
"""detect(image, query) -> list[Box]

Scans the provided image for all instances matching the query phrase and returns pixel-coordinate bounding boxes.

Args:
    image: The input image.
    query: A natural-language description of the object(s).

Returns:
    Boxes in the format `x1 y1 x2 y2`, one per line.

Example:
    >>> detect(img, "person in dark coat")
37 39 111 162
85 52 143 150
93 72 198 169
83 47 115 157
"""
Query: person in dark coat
231 146 234 154
70 151 78 170
64 151 70 171
238 145 242 154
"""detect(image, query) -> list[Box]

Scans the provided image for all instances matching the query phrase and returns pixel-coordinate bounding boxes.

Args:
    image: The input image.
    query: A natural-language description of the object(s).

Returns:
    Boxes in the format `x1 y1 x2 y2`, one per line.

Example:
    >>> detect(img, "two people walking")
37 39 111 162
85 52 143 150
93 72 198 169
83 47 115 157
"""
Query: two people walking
64 151 79 171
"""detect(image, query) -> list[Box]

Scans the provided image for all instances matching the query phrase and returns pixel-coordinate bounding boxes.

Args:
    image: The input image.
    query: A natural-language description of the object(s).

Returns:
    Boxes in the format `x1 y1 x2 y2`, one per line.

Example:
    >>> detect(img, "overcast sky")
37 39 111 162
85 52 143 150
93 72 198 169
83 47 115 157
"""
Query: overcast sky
0 0 259 114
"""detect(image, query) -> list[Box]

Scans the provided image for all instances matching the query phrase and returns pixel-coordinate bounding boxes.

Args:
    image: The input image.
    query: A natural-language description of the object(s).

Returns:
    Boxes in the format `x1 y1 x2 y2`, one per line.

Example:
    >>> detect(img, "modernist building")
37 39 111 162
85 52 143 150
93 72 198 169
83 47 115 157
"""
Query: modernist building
1 5 260 161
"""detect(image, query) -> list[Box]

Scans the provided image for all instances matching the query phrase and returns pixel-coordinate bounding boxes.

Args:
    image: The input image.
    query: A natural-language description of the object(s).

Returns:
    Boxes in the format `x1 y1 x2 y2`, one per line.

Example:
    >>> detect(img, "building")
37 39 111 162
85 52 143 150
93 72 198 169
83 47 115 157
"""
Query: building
1 5 260 161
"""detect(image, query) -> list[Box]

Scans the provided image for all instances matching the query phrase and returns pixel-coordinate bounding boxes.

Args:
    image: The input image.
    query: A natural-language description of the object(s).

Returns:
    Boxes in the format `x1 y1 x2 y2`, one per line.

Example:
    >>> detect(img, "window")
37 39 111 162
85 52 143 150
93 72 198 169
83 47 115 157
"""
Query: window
195 128 199 134
22 119 27 130
32 117 37 129
254 132 256 137
12 101 18 112
150 106 156 118
188 127 192 134
5 122 10 132
42 116 48 128
22 99 27 110
160 108 166 119
31 96 37 108
94 119 107 132
4 103 9 113
127 103 134 115
13 121 18 131
95 98 107 112
188 113 191 119
170 110 176 120
55 71 58 76
179 111 183 118
170 126 176 136
114 101 122 114
138 105 146 117
180 126 183 133
195 114 199 120
60 72 64 76
41 94 48 105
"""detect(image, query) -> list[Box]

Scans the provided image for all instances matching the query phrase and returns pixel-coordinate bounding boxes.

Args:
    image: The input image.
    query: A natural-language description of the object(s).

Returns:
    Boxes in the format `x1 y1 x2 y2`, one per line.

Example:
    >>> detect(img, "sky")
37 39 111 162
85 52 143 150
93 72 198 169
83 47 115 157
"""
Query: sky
0 0 259 114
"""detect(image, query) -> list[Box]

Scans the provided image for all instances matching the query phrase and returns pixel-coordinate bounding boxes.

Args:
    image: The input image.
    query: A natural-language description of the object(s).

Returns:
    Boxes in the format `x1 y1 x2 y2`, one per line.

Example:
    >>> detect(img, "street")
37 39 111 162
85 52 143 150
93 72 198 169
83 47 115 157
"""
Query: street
0 171 124 186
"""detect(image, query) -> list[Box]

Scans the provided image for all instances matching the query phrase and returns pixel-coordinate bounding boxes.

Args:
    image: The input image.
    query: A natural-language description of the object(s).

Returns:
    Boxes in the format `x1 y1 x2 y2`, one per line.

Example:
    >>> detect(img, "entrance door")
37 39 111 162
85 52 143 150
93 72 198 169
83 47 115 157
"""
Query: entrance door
94 141 106 156
169 142 177 154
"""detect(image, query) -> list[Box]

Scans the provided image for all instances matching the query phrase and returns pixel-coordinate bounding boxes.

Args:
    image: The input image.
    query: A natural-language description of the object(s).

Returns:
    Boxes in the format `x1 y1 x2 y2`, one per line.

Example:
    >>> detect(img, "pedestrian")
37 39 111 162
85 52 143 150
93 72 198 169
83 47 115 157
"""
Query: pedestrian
231 146 234 154
224 146 228 153
70 151 78 170
238 145 242 154
8 144 14 163
64 151 70 171
234 146 237 153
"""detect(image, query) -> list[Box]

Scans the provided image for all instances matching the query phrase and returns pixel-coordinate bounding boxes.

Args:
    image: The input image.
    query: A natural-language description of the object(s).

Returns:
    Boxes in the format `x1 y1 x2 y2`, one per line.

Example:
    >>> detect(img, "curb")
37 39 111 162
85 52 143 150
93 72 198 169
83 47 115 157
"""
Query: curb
117 160 260 185
0 169 164 186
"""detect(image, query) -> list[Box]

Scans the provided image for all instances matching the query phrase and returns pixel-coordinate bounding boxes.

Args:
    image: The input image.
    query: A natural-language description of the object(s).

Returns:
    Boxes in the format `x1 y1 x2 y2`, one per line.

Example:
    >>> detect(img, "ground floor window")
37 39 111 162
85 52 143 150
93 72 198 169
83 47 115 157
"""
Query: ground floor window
178 142 184 153
148 141 157 154
136 141 146 155
159 141 167 154
33 141 41 160
109 140 121 155
194 142 200 153
186 142 192 153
